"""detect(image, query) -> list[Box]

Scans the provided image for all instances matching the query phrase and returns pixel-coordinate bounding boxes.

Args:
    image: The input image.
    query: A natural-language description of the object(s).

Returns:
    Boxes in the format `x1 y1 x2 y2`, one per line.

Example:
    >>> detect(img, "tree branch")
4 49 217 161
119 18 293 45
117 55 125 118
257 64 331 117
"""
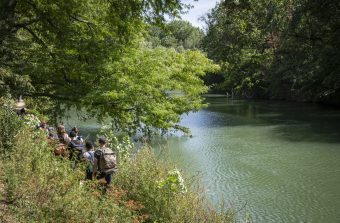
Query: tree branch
14 18 39 29
22 26 47 48
23 92 80 102
69 15 94 26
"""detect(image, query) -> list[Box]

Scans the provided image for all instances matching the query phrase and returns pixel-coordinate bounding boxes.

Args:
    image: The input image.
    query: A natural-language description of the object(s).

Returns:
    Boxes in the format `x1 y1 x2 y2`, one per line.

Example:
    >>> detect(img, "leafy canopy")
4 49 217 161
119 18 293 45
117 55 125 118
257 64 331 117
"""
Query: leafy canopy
0 0 218 133
147 20 204 50
84 46 218 134
202 0 340 104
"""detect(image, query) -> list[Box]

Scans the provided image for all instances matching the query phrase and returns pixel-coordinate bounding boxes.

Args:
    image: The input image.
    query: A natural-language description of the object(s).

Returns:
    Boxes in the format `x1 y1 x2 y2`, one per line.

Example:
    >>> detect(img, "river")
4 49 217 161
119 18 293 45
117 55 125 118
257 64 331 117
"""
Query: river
64 97 340 222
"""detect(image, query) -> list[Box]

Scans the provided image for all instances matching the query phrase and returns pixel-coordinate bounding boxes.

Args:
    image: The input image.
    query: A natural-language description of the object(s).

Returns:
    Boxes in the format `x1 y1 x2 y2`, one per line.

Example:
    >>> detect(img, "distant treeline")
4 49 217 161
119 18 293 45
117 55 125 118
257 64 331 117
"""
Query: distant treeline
201 0 339 105
149 1 339 105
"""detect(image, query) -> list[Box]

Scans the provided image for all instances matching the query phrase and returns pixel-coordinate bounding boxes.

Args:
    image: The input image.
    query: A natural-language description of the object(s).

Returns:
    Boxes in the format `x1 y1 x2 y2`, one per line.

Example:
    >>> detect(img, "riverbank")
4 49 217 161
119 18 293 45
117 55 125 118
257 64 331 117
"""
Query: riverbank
205 91 340 108
0 103 234 222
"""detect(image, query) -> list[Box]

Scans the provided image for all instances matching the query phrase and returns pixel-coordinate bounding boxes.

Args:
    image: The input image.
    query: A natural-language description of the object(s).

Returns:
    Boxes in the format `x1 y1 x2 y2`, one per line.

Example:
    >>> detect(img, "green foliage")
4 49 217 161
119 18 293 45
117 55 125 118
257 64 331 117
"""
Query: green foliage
202 0 286 97
147 20 204 50
0 126 233 223
1 129 138 222
269 0 340 103
157 168 187 194
115 147 233 222
203 0 340 104
0 0 217 133
0 97 23 154
84 46 219 135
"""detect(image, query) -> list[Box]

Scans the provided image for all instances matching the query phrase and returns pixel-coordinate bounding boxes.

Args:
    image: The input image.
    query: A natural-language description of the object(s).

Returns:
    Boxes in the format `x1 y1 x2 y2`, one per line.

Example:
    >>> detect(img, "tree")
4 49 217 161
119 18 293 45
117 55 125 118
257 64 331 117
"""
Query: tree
84 46 218 134
202 0 340 104
202 0 287 97
269 0 340 103
147 20 204 50
0 0 218 133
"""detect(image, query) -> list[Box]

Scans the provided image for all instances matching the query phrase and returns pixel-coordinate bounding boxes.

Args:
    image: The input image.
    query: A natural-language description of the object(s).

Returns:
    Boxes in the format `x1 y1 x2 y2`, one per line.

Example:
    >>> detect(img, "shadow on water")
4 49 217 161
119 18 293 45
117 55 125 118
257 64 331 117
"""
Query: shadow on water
61 98 340 144
202 98 340 144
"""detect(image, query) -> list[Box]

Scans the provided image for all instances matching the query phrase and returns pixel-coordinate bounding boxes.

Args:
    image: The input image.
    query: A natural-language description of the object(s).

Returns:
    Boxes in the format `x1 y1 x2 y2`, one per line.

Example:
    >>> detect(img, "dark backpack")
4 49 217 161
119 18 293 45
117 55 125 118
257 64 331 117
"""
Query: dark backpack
69 139 84 161
98 148 117 174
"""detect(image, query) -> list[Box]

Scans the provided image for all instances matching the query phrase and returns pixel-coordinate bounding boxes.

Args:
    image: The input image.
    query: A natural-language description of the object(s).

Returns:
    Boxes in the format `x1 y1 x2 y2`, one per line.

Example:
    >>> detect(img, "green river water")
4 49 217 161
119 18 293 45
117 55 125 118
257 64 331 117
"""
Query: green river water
64 97 340 222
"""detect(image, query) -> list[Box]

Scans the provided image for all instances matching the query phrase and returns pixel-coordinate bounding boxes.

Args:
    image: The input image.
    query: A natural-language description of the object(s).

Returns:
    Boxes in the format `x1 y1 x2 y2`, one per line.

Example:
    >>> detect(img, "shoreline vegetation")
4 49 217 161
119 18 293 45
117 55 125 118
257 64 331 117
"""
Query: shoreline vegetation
0 99 235 223
202 1 339 106
3 0 337 221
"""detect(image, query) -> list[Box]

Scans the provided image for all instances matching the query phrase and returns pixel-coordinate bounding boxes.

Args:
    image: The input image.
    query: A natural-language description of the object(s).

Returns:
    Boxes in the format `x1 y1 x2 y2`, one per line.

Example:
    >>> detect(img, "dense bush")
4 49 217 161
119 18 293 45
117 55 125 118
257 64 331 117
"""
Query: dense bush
0 120 233 222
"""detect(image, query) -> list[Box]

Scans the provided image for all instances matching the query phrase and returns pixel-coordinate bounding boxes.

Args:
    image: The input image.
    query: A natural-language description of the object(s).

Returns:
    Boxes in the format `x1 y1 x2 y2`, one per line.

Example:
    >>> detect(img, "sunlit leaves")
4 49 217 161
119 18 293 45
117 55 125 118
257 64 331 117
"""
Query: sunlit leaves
84 46 219 134
0 0 219 133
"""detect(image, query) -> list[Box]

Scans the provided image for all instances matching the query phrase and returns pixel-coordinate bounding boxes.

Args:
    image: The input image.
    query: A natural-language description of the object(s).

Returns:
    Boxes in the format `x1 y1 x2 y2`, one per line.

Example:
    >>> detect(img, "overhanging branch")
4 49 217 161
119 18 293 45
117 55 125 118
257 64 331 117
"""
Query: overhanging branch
23 92 80 102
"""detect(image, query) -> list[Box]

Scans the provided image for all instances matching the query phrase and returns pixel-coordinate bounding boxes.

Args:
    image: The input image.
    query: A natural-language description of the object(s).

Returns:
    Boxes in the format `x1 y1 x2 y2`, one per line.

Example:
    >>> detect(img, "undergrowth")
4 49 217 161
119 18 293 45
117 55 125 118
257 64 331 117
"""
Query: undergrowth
0 103 234 222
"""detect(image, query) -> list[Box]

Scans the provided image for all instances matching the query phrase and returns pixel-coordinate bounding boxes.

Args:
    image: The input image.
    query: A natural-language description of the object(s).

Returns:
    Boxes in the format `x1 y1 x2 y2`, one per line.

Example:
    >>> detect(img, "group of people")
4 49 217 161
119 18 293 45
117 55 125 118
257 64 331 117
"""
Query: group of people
15 105 117 188
36 119 117 188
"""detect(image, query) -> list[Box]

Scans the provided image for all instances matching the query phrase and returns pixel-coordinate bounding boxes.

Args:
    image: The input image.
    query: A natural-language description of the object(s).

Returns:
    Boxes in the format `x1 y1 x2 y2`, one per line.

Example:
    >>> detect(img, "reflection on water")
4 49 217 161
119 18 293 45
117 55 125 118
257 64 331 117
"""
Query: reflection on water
63 98 340 222
152 98 340 223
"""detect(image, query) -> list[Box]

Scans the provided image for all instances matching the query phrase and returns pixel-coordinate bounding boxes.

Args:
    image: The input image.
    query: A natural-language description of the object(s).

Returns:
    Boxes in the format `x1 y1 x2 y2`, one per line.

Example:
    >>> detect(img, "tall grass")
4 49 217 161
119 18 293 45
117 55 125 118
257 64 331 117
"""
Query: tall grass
0 98 23 155
1 129 136 222
115 148 234 222
0 106 234 222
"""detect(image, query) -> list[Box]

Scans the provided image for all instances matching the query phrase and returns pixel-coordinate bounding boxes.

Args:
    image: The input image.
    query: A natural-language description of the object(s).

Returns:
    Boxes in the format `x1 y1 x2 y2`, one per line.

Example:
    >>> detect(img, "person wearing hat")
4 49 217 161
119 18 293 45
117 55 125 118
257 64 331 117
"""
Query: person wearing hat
92 137 117 188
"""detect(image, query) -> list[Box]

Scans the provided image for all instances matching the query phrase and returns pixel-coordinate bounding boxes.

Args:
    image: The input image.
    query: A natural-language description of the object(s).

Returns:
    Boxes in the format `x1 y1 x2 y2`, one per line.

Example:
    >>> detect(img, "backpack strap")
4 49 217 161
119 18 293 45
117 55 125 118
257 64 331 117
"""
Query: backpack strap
88 151 94 164
94 149 103 171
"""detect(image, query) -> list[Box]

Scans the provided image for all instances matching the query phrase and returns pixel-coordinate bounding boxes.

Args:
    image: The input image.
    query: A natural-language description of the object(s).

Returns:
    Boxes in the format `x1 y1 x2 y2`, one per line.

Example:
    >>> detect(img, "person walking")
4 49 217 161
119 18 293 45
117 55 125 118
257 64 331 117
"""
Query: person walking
70 127 84 143
92 137 117 188
83 141 95 180
57 125 70 145
68 131 84 168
